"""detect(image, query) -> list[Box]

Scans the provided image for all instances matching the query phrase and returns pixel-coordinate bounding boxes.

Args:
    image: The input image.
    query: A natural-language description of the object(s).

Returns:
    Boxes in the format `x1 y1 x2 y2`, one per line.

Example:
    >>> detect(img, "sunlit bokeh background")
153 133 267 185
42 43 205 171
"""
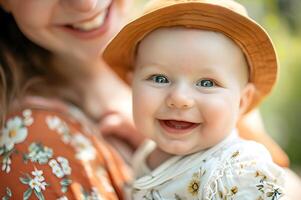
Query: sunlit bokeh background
237 0 301 174
132 0 301 174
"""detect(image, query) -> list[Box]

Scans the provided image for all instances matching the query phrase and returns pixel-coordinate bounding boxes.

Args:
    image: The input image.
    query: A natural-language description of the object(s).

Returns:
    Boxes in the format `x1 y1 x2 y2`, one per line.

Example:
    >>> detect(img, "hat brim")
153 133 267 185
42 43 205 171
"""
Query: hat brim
103 2 278 113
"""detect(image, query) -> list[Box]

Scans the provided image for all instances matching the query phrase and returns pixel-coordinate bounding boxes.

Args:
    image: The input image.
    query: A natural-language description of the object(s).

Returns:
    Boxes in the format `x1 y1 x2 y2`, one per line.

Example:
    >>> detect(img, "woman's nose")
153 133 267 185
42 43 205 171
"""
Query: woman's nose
166 86 195 109
62 0 98 12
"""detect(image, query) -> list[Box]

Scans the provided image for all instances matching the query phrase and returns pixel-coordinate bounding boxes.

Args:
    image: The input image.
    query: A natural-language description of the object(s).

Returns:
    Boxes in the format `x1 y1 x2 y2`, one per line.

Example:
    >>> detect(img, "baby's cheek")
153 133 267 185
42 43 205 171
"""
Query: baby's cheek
204 96 231 114
133 91 156 135
202 96 237 131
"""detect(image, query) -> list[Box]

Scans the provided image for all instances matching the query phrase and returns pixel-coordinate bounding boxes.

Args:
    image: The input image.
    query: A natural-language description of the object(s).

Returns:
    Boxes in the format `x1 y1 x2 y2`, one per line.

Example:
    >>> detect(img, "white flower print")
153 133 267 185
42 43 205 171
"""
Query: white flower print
49 159 65 178
0 113 31 174
22 109 32 118
23 117 34 127
22 109 34 126
29 169 47 192
1 157 11 173
96 166 114 193
49 157 72 193
90 187 104 200
32 169 45 182
25 143 53 164
29 178 42 192
1 187 12 200
46 116 61 130
57 157 71 175
20 168 48 200
46 116 96 161
81 187 104 200
46 116 72 143
72 134 96 161
57 196 68 200
0 116 28 151
49 157 72 177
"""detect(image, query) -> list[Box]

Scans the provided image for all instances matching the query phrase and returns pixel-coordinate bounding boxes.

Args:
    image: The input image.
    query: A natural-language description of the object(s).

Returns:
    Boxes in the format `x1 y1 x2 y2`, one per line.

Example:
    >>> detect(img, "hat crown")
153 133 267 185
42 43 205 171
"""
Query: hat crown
144 0 248 17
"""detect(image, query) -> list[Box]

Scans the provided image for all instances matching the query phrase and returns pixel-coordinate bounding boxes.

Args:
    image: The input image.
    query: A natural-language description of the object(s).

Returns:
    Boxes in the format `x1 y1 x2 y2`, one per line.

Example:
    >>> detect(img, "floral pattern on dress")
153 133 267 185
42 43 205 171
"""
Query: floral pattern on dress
0 109 33 173
0 107 127 200
46 115 96 161
23 142 53 164
46 116 72 143
1 187 12 200
96 166 115 193
49 157 72 193
71 134 96 161
81 187 105 200
19 168 48 200
57 196 68 200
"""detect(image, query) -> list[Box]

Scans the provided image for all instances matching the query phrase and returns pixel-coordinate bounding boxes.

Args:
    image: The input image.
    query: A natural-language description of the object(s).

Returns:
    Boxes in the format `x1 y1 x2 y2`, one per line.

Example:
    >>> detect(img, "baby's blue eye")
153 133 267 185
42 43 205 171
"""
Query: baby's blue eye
196 79 215 87
149 75 169 84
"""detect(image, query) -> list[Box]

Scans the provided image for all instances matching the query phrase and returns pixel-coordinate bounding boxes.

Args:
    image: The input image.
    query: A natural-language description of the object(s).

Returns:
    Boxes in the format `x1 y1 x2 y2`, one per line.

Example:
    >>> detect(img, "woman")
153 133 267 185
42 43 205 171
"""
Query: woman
0 0 142 199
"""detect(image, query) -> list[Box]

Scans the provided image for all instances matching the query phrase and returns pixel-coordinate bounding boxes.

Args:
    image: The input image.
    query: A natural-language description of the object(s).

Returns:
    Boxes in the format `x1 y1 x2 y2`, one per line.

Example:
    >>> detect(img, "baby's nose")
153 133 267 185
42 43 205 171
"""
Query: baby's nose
166 86 195 109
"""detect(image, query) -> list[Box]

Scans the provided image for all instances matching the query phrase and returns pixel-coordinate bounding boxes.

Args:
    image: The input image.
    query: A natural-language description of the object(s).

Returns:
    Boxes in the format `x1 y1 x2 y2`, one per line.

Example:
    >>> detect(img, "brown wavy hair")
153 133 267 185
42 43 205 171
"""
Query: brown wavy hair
0 7 52 128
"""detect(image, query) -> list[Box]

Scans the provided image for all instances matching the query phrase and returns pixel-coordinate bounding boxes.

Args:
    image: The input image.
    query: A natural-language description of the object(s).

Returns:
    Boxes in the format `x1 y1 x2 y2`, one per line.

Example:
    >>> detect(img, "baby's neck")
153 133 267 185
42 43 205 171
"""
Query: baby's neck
147 147 174 170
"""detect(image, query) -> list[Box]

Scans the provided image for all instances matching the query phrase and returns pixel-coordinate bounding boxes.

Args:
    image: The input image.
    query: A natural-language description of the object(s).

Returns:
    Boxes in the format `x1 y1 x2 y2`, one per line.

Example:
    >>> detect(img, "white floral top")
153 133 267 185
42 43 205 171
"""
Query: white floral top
130 131 285 200
0 97 130 200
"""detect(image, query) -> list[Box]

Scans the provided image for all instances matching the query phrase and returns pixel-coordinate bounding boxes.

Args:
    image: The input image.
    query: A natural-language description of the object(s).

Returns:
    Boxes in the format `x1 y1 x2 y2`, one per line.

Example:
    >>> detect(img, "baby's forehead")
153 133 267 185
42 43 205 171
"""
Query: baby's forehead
138 27 246 64
136 27 249 83
140 27 244 55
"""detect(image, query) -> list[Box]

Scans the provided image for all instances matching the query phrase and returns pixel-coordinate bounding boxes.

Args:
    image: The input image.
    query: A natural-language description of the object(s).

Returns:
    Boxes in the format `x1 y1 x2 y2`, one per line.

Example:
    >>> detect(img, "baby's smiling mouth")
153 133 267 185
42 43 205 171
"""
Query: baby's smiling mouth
159 120 200 134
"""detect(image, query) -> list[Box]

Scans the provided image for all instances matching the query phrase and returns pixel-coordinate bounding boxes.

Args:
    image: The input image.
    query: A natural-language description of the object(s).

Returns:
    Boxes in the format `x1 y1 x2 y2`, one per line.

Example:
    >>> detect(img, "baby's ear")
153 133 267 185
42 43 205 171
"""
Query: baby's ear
239 83 255 116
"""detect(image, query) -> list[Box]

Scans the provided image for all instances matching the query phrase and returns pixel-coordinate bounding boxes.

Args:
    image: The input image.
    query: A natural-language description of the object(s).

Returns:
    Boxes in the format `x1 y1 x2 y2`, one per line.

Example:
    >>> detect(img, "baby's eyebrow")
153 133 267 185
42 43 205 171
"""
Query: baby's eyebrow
191 65 221 75
136 62 170 71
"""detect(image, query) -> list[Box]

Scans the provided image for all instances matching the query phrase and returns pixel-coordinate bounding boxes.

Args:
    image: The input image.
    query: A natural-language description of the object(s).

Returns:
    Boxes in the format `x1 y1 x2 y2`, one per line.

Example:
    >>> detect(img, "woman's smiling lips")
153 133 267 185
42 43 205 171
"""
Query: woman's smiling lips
59 3 113 39
159 119 200 135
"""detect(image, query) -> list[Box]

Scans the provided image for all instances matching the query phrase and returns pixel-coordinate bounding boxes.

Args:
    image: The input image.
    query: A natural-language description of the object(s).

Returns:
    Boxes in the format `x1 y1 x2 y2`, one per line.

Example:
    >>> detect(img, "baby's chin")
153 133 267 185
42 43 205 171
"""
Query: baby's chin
159 143 209 156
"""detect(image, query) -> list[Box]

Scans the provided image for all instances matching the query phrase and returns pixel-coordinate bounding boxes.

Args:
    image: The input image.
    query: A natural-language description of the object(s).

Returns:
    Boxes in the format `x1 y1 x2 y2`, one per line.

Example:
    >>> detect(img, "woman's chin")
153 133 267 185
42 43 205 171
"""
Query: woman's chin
61 47 102 65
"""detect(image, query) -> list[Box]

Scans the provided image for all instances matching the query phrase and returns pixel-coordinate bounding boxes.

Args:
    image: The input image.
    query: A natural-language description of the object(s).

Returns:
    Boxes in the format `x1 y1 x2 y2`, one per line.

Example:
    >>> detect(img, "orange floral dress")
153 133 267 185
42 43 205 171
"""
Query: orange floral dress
0 97 131 200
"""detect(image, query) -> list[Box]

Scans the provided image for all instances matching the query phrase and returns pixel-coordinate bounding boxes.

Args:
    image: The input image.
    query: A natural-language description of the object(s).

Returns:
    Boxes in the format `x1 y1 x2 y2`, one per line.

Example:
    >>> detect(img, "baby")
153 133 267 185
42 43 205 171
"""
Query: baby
104 0 285 199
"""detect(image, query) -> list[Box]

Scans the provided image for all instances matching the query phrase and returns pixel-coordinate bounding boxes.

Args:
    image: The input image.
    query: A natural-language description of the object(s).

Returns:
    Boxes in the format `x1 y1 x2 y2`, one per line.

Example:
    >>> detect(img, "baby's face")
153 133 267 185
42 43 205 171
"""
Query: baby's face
132 27 253 155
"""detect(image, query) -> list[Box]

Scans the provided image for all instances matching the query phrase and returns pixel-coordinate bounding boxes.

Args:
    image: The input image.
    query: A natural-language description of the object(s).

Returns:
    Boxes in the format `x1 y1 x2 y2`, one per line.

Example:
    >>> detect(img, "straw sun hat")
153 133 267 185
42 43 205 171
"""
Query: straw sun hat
103 0 278 113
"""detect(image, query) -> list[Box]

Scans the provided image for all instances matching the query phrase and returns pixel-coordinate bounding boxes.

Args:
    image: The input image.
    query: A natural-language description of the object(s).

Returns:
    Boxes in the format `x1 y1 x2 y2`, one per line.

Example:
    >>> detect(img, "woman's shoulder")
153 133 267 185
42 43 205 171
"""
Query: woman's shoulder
0 98 129 200
2 97 96 151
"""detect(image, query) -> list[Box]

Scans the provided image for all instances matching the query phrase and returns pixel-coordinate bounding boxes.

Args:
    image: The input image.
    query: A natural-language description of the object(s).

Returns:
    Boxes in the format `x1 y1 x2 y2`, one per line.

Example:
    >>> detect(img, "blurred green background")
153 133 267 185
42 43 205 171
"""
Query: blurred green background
238 0 301 174
133 0 301 174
